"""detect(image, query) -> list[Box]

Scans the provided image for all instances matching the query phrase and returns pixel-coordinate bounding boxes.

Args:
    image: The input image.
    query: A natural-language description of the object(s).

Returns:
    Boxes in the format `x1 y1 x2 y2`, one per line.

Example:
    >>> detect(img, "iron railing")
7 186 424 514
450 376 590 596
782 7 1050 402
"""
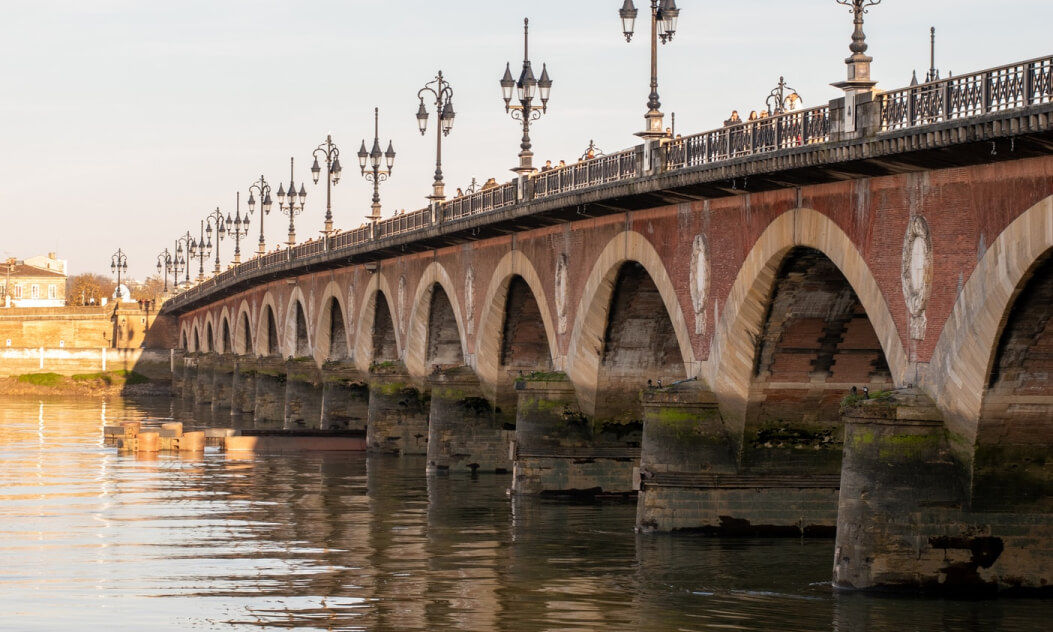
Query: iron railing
532 149 640 198
880 55 1053 131
163 54 1051 311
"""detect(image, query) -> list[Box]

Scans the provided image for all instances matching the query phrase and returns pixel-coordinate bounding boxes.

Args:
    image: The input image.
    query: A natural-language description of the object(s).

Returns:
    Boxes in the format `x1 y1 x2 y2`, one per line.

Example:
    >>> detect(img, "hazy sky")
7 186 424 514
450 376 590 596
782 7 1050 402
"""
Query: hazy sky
1 0 1049 281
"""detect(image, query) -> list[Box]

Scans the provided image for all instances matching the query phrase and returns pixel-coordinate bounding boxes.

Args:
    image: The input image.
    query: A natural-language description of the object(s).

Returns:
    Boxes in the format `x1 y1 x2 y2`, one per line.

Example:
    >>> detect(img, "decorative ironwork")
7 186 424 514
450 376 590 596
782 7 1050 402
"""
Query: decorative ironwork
247 175 272 256
766 76 802 115
204 206 226 275
880 55 1053 131
500 18 552 175
311 135 342 236
358 107 396 221
579 140 605 161
417 71 456 201
276 158 306 247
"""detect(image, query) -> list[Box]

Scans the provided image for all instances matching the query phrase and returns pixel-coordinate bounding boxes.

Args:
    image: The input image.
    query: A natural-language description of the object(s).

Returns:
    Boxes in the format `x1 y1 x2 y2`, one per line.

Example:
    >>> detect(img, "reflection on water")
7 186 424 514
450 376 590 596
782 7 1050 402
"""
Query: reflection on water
0 396 1049 631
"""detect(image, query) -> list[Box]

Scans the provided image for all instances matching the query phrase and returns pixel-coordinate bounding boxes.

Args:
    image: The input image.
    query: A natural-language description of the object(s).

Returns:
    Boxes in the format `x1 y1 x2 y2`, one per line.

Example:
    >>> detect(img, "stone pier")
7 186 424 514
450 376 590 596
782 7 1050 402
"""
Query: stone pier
211 354 235 413
181 355 198 401
427 366 512 474
366 364 429 455
232 357 257 420
284 359 323 429
512 373 638 495
171 350 186 394
253 357 287 429
636 384 839 535
834 390 1050 594
320 363 369 432
194 354 215 407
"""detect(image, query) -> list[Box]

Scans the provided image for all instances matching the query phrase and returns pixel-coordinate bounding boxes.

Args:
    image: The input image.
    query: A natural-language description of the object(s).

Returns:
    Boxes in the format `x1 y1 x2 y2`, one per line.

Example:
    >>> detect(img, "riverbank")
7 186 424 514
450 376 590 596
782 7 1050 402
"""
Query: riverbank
0 370 171 397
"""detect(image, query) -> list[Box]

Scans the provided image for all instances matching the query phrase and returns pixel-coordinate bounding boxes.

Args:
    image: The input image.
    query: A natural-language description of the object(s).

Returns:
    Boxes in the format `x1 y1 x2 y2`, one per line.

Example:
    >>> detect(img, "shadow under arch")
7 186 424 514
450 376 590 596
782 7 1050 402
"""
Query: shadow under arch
255 292 282 357
282 285 312 360
233 300 254 356
353 272 402 372
710 208 908 436
312 280 352 365
566 230 695 418
404 261 468 378
218 305 232 354
475 250 560 389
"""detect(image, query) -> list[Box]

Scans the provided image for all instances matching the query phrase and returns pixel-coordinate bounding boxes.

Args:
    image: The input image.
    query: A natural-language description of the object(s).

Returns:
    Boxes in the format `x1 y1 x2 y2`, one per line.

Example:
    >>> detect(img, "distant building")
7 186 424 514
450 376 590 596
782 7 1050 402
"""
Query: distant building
1 253 68 308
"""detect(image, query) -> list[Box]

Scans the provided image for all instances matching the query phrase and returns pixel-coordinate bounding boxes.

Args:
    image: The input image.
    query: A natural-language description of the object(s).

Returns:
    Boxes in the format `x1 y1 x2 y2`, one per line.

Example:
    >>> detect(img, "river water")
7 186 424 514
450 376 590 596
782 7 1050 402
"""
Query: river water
0 396 1048 631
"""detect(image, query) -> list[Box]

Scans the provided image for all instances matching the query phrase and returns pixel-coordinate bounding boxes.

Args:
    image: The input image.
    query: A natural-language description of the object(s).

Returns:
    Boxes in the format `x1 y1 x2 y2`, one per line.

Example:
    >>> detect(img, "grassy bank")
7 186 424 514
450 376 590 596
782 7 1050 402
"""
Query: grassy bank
1 370 169 396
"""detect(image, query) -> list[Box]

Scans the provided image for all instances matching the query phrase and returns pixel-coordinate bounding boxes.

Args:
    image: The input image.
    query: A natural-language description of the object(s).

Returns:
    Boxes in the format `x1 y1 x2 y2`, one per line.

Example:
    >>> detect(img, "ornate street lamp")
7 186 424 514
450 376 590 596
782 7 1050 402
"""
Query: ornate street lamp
358 107 396 221
110 249 128 301
277 158 307 247
175 233 191 287
579 140 605 161
311 135 342 236
619 0 680 139
500 18 552 175
416 70 456 201
226 192 251 264
832 0 881 93
189 219 212 282
247 175 273 256
766 76 802 115
156 249 172 293
205 207 226 274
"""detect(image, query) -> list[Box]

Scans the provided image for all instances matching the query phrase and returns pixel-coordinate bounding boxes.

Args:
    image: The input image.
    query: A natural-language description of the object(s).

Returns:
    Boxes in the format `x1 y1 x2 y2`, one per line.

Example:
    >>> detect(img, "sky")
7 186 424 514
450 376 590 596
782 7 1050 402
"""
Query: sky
1 0 1049 281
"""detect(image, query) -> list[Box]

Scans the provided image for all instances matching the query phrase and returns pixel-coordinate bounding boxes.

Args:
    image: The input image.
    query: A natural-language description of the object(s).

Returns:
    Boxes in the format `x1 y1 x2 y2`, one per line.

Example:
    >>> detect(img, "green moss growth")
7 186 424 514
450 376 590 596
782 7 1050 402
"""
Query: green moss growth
71 370 150 385
514 371 568 383
840 389 893 411
16 372 65 387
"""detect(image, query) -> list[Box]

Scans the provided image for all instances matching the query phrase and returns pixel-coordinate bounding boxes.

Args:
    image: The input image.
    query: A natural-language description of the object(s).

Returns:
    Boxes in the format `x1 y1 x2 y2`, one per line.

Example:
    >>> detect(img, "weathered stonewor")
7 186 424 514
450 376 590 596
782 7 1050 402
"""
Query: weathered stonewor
253 356 287 429
211 354 236 413
194 354 216 407
366 363 429 455
427 365 512 474
834 390 1050 594
171 350 186 395
637 384 839 535
320 362 369 433
231 357 257 421
181 354 198 401
512 373 638 495
284 358 323 429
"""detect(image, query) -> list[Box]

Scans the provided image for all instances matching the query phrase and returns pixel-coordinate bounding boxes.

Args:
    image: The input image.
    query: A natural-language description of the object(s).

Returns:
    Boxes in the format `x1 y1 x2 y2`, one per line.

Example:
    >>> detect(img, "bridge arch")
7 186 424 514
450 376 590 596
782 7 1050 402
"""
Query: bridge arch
233 300 254 356
354 272 402 372
283 286 312 360
255 292 282 357
929 195 1053 451
404 262 468 377
202 312 216 353
711 208 908 435
218 306 232 354
567 230 694 418
475 250 559 388
190 319 201 353
313 280 352 364
180 322 190 351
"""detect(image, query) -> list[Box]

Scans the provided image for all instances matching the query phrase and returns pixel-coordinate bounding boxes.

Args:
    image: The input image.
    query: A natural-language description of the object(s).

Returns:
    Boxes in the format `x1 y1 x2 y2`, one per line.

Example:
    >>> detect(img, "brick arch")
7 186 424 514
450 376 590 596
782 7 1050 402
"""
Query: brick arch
313 280 351 365
233 300 254 356
190 318 201 353
255 291 281 357
711 208 908 436
283 286 312 360
475 250 559 388
180 322 190 351
218 306 232 354
567 230 694 417
353 272 402 372
404 262 468 378
930 195 1053 449
202 311 216 353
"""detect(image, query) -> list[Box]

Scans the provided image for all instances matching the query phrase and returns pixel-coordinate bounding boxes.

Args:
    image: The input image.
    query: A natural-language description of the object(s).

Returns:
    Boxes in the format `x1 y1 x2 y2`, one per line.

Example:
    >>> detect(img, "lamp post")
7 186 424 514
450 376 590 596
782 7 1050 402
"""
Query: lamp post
175 233 191 287
416 71 456 201
226 192 251 264
766 77 802 115
247 175 273 256
189 219 212 282
618 0 680 139
110 249 128 302
358 108 396 221
311 136 342 236
832 0 881 95
277 158 306 247
500 18 552 175
205 207 226 274
156 249 172 293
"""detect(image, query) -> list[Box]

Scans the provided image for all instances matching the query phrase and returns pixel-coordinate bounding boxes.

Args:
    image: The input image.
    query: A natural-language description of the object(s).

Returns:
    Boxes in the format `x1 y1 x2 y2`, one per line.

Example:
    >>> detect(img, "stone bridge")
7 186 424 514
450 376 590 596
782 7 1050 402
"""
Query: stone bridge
161 55 1053 593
